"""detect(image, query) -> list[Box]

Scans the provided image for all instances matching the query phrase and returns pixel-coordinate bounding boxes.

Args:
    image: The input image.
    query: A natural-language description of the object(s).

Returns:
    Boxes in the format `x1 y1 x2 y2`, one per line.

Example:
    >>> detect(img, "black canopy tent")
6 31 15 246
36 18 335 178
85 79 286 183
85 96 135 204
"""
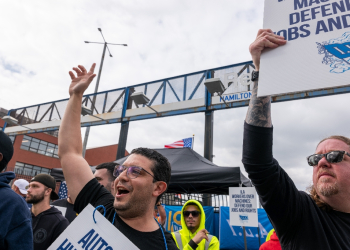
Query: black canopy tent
51 148 251 195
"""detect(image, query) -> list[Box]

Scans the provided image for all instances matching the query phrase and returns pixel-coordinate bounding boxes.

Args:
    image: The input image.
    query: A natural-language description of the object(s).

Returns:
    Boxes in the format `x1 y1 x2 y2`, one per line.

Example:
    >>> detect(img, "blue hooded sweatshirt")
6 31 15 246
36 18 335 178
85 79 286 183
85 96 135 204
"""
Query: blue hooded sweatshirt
0 172 33 250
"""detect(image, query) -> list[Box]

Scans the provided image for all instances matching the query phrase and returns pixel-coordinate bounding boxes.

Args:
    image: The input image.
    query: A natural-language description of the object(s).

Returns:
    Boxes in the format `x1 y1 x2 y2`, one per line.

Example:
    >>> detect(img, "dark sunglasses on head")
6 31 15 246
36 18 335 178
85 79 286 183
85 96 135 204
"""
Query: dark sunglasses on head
113 165 158 180
183 210 201 217
307 150 350 166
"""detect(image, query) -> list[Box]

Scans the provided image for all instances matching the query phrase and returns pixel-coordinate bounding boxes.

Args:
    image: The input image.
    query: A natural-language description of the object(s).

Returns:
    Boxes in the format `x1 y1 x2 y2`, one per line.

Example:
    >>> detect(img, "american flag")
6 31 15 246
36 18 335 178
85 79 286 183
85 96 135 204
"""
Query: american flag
58 181 68 199
164 138 193 149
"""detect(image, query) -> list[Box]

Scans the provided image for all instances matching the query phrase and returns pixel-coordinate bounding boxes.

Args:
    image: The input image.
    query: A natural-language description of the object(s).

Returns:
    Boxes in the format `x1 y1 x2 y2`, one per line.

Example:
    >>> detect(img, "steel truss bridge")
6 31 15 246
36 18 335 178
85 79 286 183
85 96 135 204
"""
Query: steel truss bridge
3 59 350 179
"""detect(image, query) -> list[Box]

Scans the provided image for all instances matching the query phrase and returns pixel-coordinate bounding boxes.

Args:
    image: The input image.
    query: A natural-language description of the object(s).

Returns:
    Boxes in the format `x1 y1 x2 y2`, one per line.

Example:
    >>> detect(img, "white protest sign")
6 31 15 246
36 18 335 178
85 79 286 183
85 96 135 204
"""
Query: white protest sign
259 0 350 97
48 204 139 250
51 205 67 217
229 187 258 227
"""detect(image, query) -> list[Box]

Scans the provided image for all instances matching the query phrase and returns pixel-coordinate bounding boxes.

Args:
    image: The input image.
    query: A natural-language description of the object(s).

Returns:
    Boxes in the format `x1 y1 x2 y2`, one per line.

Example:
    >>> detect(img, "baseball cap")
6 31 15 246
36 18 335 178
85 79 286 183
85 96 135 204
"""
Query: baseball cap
14 179 29 195
30 174 59 200
0 130 14 165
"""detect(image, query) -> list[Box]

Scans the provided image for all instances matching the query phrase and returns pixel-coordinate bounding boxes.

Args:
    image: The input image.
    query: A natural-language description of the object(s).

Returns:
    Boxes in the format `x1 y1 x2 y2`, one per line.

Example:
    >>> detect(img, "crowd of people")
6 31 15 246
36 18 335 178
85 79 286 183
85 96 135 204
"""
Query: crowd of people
0 29 350 250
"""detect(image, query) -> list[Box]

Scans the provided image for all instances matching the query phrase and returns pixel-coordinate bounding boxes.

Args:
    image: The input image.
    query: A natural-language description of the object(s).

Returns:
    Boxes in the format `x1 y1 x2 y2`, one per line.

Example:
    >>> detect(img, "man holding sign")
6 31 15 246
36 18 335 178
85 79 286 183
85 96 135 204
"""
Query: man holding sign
243 29 350 249
58 63 178 250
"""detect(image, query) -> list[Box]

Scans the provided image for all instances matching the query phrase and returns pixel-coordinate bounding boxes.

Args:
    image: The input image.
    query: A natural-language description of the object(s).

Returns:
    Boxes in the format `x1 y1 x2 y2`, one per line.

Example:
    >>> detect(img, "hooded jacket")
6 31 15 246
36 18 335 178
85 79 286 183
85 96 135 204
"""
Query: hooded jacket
32 206 69 250
171 200 219 250
259 231 282 250
0 172 33 250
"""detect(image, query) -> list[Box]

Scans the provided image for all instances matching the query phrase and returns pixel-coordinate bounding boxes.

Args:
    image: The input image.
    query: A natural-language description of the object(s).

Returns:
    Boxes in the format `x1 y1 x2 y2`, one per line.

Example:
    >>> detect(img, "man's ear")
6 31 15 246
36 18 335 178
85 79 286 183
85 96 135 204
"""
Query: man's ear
46 188 53 197
0 153 3 162
153 181 167 197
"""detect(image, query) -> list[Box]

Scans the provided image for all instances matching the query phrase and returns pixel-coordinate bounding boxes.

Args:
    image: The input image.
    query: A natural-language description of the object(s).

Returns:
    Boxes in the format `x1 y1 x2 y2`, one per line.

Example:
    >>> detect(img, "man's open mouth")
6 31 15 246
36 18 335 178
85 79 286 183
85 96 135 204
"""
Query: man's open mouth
116 186 130 197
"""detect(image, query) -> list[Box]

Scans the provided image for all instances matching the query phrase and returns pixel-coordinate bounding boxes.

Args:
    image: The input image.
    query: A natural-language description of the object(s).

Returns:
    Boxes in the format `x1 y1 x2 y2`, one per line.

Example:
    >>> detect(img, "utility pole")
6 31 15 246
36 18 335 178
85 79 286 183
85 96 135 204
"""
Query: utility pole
82 28 127 157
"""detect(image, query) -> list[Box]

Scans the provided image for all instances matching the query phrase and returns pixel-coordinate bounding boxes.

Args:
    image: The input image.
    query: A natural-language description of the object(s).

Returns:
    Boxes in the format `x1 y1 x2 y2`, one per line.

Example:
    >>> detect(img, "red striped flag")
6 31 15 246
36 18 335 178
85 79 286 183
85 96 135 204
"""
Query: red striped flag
164 138 193 149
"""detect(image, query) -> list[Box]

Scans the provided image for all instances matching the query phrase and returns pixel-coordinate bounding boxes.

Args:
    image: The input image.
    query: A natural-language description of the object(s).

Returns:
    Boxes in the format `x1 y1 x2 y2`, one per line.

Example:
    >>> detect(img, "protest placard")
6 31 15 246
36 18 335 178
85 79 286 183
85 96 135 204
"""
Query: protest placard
48 204 139 250
51 205 67 217
258 0 350 97
229 187 258 227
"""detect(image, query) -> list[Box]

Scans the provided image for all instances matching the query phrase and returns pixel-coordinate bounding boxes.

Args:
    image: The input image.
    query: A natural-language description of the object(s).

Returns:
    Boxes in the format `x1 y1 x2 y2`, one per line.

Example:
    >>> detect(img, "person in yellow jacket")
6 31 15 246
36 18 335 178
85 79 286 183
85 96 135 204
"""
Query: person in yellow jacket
171 200 219 250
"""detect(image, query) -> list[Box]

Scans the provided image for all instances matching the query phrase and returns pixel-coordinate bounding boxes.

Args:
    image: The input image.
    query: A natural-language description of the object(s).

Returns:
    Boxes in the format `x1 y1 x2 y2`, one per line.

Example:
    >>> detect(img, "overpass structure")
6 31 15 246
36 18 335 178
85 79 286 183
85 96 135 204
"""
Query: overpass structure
3 60 350 162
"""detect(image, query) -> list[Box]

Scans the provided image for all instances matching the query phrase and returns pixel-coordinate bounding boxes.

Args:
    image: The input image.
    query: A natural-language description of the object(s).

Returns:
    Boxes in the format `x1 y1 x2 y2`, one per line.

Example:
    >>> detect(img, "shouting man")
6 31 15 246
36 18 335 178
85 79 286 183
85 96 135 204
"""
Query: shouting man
58 63 178 250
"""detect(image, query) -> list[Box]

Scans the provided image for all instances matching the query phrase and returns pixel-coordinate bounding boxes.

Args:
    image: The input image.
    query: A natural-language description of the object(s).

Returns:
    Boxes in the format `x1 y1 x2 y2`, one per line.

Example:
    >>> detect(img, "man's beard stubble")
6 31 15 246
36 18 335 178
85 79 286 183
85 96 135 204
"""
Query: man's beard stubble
113 181 153 219
317 179 339 197
26 190 45 204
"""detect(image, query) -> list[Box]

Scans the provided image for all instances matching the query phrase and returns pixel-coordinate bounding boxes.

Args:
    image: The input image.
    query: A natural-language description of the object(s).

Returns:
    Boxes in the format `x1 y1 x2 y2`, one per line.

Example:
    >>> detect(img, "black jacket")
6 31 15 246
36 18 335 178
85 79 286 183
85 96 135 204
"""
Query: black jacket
32 206 69 250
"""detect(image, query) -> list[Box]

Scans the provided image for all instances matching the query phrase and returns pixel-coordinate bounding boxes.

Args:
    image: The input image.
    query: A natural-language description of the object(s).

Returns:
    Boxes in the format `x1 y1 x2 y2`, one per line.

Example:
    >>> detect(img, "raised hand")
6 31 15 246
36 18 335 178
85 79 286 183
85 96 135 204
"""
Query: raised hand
68 64 97 96
192 229 209 244
249 29 286 71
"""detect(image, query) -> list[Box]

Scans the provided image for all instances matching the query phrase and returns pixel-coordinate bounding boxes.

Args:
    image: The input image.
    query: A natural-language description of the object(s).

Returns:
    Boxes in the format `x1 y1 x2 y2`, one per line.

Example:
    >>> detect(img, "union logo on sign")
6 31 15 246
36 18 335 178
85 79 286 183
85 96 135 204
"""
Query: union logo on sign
239 215 249 221
317 32 350 74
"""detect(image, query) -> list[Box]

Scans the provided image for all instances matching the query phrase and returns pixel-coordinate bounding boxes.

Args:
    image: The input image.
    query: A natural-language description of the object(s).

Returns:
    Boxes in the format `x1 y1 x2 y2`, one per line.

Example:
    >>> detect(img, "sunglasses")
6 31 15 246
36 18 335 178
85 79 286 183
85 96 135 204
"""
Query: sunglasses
183 210 201 217
307 150 350 166
113 165 158 181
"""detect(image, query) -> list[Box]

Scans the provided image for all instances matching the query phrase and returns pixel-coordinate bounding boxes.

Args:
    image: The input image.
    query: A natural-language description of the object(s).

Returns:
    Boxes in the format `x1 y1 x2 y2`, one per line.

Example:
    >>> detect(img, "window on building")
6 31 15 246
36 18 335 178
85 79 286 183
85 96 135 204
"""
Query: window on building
20 135 59 158
9 135 16 144
14 162 51 177
0 127 15 144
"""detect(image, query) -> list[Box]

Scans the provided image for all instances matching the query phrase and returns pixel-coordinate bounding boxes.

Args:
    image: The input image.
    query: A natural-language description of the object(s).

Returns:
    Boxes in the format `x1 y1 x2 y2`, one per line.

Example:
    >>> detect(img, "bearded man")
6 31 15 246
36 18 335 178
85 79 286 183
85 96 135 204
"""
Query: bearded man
243 29 350 249
27 174 69 250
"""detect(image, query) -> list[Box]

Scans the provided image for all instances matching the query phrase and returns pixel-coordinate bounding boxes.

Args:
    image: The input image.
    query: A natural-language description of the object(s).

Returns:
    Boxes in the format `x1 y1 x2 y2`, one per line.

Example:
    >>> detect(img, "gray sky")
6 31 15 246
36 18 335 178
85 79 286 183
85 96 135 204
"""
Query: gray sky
1 0 349 191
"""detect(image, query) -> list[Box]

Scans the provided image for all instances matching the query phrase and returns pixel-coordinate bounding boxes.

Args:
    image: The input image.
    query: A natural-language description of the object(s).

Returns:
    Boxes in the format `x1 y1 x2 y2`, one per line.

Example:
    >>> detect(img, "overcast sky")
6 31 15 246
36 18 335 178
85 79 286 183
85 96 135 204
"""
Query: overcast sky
1 0 350 191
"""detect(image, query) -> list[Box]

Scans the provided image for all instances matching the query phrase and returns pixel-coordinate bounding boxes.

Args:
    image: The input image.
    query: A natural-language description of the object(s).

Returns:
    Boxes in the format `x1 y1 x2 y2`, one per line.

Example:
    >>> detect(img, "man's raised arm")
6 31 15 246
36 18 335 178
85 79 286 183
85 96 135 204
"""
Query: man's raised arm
245 29 286 127
58 64 97 202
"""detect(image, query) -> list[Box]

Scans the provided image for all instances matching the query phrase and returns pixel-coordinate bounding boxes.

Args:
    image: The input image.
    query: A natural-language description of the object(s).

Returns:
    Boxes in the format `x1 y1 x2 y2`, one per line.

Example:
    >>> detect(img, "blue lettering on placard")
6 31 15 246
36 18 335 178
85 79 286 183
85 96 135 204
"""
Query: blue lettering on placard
328 17 342 31
294 0 330 10
78 229 113 250
57 238 77 250
294 0 308 10
316 19 329 34
275 24 311 41
300 24 311 37
84 233 99 249
321 3 332 16
78 229 95 248
301 9 311 22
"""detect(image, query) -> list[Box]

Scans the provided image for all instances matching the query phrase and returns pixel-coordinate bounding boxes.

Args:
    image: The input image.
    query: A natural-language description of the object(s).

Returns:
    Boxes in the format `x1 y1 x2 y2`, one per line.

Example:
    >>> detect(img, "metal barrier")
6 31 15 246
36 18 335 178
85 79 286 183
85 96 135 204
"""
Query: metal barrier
162 193 229 212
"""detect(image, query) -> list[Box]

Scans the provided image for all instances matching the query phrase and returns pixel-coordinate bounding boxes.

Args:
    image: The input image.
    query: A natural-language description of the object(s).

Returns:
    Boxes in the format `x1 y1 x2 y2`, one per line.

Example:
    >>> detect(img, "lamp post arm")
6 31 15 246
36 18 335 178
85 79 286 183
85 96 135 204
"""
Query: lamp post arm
82 42 107 157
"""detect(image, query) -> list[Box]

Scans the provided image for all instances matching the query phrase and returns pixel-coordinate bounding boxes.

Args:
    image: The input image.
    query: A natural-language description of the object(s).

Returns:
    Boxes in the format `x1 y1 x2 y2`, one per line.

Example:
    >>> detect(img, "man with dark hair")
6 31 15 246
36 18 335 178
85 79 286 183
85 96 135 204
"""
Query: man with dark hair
0 130 33 249
243 29 350 249
27 174 69 250
58 63 178 250
171 200 219 250
94 162 118 194
129 147 171 203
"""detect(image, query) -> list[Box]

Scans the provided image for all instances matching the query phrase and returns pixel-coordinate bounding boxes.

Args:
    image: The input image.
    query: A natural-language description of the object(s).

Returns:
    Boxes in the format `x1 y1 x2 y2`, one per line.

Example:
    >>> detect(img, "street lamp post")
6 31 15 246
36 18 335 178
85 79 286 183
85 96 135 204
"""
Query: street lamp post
82 28 127 158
